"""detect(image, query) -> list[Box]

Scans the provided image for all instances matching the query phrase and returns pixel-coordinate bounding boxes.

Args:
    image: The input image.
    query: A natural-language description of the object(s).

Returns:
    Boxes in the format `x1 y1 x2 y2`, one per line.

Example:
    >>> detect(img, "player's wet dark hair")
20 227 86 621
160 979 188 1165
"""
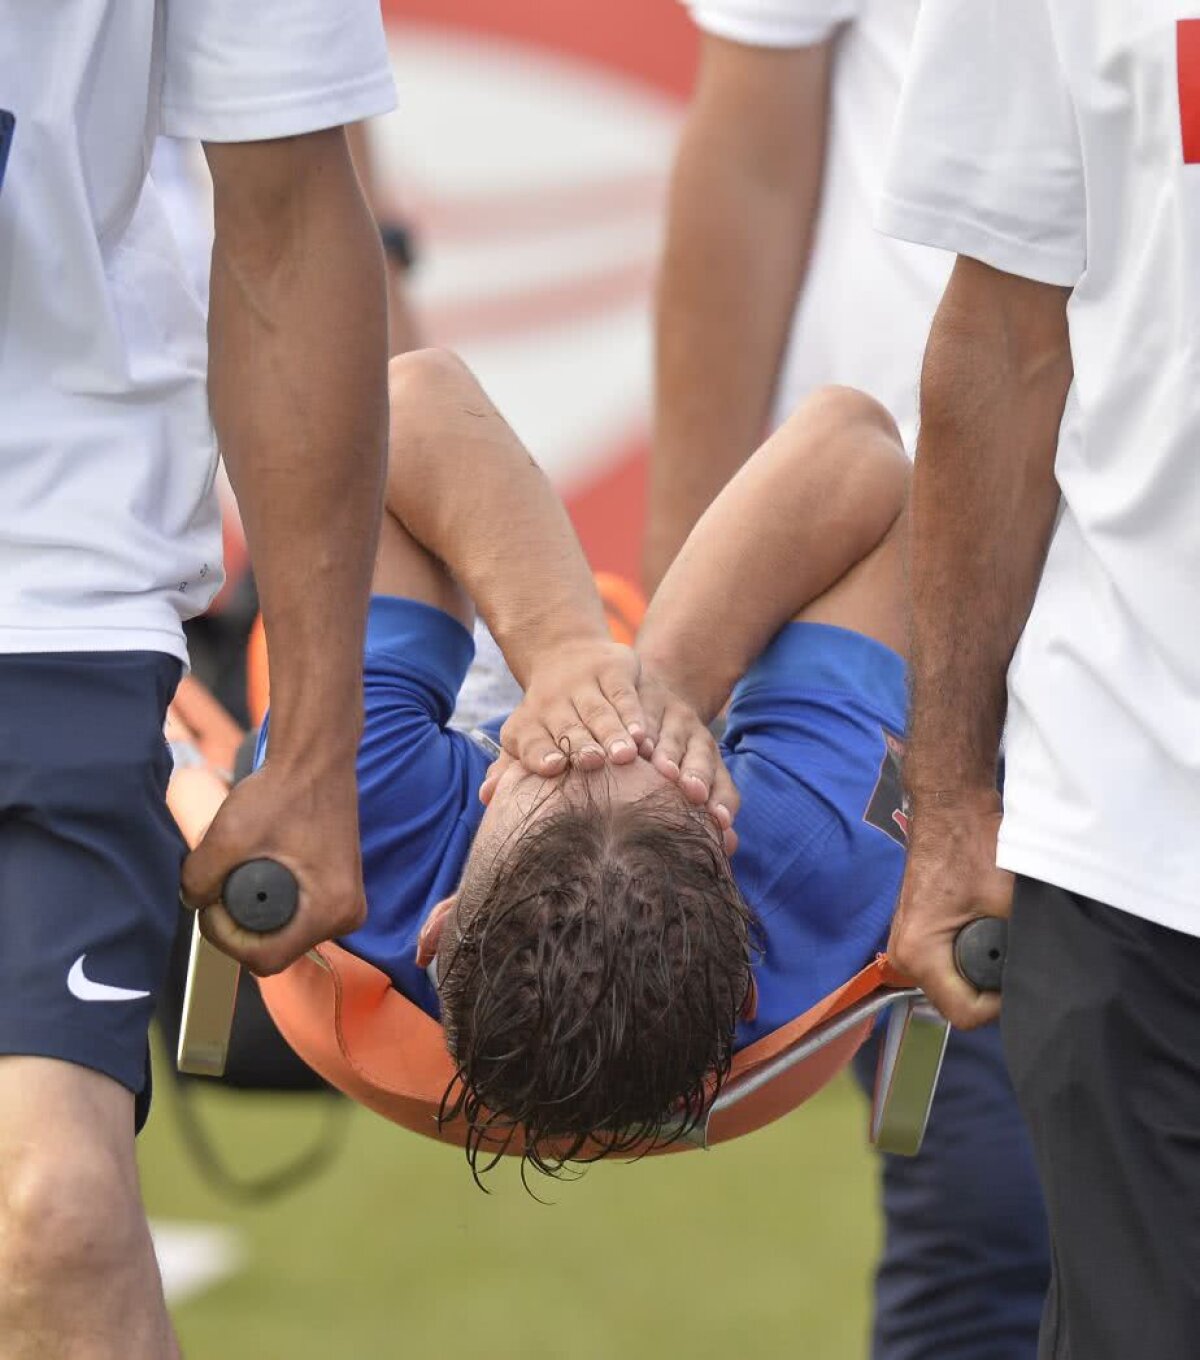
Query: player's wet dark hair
437 785 758 1186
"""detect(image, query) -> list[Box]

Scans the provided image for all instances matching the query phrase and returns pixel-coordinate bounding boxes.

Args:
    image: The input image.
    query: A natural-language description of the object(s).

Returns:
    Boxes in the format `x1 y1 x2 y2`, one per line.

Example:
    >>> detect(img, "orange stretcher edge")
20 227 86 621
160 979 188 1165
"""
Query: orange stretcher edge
256 942 909 1155
172 571 918 1157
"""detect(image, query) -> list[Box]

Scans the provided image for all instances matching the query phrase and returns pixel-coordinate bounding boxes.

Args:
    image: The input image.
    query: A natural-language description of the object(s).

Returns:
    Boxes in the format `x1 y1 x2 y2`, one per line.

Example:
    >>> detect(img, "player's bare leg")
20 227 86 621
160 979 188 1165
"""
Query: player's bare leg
0 1058 179 1360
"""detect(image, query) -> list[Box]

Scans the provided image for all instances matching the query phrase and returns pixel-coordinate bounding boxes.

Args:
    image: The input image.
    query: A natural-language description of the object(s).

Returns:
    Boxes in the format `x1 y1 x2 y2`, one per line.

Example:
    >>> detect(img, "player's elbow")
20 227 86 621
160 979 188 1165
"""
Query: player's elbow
385 347 498 480
792 387 910 564
805 385 909 509
387 347 476 415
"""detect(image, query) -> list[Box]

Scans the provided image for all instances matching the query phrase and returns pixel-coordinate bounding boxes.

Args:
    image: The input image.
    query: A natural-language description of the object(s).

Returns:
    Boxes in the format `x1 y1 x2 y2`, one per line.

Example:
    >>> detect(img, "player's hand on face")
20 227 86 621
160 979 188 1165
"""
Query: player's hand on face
636 670 739 854
887 788 1011 1029
499 639 649 776
478 749 516 806
179 758 366 976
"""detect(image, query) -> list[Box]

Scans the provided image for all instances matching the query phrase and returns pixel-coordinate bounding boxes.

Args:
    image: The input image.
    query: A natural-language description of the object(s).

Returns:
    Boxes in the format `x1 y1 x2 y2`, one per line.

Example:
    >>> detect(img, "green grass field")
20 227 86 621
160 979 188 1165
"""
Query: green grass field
139 1056 881 1359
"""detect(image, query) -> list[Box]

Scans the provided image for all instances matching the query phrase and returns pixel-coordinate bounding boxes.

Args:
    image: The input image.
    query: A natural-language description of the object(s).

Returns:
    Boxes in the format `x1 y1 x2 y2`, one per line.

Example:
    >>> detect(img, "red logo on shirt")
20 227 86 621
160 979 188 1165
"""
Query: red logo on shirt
1178 20 1200 163
863 729 909 848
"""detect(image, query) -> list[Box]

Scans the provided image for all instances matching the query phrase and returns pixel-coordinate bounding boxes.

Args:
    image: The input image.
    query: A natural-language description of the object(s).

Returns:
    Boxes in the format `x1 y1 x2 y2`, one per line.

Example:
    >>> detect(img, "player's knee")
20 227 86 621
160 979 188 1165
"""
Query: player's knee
0 1138 142 1289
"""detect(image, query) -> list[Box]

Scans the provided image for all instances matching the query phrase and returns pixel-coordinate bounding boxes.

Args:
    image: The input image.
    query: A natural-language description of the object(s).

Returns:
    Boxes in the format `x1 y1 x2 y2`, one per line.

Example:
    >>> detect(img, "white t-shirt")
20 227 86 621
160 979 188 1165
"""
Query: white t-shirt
881 0 1200 937
686 0 949 447
0 1 395 661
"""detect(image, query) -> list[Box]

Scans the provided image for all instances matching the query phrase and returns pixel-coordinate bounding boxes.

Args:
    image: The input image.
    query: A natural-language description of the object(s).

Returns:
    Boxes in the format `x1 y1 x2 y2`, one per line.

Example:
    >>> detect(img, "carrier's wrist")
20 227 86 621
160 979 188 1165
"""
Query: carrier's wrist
261 679 363 776
904 781 1001 822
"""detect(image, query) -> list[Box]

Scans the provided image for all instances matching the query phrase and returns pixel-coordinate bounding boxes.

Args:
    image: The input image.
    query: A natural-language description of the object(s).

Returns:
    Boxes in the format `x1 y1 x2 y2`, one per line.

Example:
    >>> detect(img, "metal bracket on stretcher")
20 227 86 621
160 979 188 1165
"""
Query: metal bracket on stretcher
166 680 300 1078
681 986 940 1156
690 917 1007 1155
165 678 1009 1158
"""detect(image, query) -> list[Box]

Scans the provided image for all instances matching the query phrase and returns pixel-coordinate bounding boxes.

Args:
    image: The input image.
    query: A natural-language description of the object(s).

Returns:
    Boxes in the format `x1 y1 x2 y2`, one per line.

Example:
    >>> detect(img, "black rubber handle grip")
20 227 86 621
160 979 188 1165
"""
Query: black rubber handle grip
953 917 1008 993
223 859 299 934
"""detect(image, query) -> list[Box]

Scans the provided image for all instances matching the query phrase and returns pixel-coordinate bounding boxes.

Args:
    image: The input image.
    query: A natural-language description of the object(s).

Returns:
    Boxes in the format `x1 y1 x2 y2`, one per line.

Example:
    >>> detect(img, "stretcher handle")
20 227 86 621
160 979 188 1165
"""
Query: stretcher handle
953 917 1008 992
223 859 299 934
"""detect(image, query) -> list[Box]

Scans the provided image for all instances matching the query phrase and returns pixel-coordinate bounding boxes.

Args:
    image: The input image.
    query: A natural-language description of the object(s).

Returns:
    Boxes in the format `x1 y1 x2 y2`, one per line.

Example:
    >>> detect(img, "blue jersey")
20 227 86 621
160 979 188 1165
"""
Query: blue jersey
263 595 908 1052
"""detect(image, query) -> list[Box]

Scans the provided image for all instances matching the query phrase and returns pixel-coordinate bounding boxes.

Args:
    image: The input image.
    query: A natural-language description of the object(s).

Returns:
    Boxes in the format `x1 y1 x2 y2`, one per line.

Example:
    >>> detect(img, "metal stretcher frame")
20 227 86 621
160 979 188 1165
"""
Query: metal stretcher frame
166 676 953 1159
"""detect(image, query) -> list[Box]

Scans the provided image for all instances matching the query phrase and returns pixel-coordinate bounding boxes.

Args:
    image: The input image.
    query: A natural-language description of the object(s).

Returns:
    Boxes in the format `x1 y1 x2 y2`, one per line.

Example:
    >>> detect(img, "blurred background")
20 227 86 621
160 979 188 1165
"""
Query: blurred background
143 0 884 1352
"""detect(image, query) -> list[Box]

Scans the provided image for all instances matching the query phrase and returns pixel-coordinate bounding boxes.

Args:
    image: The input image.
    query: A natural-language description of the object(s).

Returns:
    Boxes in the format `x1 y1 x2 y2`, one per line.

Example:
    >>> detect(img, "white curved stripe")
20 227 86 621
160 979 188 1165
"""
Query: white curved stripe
370 26 680 490
67 955 150 1003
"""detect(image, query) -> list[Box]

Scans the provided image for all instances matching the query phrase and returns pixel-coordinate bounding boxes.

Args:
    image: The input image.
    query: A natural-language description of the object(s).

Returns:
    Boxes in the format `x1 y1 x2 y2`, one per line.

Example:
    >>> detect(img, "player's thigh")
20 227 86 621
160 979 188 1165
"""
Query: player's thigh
796 511 908 659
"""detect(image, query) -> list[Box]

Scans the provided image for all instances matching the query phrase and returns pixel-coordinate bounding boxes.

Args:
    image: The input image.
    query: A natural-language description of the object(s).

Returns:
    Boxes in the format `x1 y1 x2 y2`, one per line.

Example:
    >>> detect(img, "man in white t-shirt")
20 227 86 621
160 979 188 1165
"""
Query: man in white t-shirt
881 3 1200 1354
645 0 949 592
646 4 1050 1356
0 3 400 1353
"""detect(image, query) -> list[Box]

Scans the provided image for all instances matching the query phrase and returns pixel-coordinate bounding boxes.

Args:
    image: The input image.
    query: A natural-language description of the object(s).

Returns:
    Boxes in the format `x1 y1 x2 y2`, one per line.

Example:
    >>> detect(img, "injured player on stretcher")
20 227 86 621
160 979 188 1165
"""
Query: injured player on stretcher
255 347 913 1177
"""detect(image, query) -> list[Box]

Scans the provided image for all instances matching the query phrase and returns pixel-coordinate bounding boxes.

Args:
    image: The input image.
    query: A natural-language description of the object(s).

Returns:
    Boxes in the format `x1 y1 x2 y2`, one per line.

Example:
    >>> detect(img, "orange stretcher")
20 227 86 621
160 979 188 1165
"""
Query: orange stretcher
165 671 983 1160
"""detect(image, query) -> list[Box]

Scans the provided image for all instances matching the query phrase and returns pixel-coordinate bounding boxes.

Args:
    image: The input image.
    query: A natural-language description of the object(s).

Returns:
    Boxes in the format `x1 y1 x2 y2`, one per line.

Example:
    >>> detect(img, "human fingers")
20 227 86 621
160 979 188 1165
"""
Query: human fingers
498 710 570 776
709 801 739 856
648 704 692 784
677 727 718 806
570 684 639 764
596 664 650 751
478 752 515 805
889 917 1002 1029
181 769 366 974
195 883 366 977
478 764 501 806
707 757 740 830
887 851 1011 1029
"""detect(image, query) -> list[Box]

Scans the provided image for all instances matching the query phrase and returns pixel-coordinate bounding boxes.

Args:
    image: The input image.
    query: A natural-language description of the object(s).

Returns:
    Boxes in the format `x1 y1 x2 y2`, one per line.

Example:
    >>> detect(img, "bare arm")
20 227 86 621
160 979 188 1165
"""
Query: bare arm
384 351 619 691
204 127 386 770
889 257 1073 1025
380 349 735 817
180 127 388 972
644 33 832 594
639 386 908 722
905 259 1071 797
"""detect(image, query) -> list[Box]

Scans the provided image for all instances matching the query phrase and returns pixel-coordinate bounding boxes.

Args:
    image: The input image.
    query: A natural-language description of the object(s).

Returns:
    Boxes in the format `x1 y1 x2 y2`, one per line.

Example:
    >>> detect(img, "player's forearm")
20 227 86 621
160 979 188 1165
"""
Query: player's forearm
640 388 908 721
385 352 609 686
206 129 388 769
905 260 1073 806
645 37 831 594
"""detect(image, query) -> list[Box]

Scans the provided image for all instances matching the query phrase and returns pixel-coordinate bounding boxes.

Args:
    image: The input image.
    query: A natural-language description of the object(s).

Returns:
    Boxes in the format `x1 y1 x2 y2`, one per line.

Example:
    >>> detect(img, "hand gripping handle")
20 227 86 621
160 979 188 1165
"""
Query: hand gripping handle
953 917 1008 993
222 859 299 934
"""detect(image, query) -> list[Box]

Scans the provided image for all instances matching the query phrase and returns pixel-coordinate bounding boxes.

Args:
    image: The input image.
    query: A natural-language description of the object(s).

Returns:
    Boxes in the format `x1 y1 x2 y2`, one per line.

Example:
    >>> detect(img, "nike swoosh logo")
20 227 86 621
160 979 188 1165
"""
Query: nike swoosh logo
67 955 150 1004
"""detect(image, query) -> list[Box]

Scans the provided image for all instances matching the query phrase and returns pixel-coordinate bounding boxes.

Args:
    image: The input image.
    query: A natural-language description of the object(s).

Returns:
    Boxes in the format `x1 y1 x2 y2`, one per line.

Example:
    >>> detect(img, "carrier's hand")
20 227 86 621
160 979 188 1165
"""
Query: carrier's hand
180 758 366 975
887 789 1011 1028
635 670 739 853
499 639 649 775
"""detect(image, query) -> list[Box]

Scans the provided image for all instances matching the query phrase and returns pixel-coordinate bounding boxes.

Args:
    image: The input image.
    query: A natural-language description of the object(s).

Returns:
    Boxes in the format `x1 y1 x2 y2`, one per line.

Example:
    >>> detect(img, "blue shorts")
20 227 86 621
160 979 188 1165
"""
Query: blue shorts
0 653 183 1129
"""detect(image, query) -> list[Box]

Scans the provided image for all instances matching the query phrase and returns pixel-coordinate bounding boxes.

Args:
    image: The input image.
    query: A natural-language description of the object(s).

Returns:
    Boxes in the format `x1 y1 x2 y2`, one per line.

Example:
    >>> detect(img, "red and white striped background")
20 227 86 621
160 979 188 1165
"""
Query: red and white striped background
375 0 698 584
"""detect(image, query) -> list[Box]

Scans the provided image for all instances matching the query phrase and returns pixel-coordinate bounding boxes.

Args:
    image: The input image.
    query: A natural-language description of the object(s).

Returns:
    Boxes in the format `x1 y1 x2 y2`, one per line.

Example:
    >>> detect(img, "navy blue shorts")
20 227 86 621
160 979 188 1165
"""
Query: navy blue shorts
0 653 183 1129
